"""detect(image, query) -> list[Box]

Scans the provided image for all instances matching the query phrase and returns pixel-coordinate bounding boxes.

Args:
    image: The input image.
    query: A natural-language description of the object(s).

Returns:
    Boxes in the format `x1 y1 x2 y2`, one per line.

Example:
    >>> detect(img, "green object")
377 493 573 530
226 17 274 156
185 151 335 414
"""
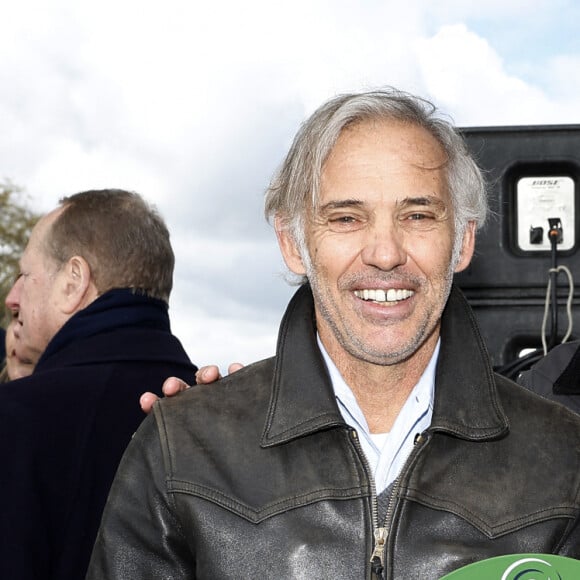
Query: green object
440 554 580 579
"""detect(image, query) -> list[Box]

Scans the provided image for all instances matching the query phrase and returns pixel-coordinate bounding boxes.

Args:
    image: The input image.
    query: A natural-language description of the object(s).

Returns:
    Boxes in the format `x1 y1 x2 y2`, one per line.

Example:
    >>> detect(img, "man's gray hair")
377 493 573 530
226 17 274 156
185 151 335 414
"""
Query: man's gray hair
264 88 487 262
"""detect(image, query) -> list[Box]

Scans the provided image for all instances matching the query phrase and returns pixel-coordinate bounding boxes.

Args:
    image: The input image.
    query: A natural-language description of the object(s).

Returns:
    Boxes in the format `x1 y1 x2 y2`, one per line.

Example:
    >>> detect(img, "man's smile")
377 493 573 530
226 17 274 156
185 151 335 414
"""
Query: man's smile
353 288 415 304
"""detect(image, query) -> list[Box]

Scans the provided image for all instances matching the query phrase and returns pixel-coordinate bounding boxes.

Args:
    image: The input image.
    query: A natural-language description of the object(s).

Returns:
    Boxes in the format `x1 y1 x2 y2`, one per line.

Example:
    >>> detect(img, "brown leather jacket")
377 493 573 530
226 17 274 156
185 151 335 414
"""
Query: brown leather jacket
87 285 580 579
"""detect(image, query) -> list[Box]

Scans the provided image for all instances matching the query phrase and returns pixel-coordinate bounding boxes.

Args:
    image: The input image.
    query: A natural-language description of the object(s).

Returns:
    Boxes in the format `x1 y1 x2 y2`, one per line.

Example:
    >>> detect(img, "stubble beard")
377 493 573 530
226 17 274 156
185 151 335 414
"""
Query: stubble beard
303 249 457 367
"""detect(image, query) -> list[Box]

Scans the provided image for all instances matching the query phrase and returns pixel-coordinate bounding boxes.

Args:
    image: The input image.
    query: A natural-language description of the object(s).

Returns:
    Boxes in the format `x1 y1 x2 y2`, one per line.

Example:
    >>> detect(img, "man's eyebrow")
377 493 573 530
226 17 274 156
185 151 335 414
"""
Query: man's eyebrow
318 199 364 212
396 195 447 210
316 196 448 213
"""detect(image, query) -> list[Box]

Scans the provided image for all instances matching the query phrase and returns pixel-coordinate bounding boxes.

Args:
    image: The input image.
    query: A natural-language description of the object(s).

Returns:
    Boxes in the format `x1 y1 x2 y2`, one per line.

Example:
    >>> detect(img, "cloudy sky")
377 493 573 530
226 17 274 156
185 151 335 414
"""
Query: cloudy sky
2 0 580 372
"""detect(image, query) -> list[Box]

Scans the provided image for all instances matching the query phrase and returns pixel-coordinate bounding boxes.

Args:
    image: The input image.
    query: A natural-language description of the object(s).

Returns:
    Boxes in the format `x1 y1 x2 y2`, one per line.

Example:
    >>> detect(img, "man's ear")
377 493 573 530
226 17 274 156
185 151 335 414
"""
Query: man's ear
454 221 476 273
274 216 307 276
60 256 99 314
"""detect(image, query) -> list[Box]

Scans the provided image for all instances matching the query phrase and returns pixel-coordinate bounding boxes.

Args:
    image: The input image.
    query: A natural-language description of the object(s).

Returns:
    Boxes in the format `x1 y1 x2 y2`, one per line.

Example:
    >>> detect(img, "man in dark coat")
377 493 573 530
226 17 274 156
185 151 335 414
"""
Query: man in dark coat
0 189 198 580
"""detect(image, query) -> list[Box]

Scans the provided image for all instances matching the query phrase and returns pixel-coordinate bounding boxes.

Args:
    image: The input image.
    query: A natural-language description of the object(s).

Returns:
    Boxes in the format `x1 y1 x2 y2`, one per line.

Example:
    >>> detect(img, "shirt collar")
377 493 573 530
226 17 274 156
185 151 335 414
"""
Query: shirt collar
317 335 437 430
317 335 438 491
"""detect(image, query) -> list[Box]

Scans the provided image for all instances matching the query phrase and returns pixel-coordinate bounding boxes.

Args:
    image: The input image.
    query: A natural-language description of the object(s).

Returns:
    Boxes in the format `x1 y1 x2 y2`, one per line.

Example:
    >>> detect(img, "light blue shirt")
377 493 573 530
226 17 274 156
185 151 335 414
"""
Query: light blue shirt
318 336 437 494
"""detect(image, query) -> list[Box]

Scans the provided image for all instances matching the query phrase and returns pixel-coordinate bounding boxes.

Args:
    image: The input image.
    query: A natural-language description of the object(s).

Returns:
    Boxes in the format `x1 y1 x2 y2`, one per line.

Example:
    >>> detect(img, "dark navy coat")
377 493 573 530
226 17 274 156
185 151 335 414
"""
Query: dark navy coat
0 289 198 580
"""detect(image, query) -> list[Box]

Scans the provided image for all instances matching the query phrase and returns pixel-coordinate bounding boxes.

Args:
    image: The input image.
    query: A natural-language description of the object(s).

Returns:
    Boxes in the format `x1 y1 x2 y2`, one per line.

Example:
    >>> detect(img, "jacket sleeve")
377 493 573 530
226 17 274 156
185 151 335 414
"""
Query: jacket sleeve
86 414 195 579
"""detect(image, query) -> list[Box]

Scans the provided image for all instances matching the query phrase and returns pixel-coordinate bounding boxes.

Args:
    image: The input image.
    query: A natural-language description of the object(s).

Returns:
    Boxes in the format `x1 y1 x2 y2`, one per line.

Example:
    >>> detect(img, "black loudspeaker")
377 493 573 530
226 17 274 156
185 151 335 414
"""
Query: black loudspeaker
455 125 580 371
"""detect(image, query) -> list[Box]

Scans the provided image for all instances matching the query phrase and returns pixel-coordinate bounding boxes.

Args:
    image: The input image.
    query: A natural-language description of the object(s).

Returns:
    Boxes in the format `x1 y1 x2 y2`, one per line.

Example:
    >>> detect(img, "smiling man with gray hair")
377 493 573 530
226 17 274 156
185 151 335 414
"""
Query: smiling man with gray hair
88 90 580 579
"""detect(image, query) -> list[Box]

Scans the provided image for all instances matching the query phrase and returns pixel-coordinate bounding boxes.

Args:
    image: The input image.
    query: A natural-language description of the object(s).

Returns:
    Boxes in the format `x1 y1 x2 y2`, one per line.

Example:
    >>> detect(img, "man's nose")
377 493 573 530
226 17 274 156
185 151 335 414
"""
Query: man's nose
360 222 407 271
5 279 21 312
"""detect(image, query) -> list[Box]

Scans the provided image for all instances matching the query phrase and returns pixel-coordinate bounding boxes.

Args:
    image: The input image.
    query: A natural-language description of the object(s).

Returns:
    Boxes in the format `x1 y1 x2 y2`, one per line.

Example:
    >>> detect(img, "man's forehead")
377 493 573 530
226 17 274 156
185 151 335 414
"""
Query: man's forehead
331 119 448 171
29 207 62 242
21 208 59 264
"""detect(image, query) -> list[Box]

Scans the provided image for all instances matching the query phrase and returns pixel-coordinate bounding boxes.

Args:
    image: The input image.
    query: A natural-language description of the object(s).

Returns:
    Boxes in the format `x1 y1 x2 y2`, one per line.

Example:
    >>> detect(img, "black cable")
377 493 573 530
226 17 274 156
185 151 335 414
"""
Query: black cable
547 221 561 350
495 349 545 381
496 218 569 380
549 234 558 348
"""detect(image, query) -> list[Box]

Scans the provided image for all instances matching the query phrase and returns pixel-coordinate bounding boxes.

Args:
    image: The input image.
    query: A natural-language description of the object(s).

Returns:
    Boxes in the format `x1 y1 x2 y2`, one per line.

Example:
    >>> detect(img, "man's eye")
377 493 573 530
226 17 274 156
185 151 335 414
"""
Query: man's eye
400 211 444 230
330 216 357 223
326 214 364 232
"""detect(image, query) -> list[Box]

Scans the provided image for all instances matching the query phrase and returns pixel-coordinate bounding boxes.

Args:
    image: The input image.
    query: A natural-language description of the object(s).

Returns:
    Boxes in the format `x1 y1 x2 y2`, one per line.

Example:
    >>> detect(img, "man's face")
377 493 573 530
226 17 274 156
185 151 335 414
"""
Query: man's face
5 209 65 365
278 119 474 367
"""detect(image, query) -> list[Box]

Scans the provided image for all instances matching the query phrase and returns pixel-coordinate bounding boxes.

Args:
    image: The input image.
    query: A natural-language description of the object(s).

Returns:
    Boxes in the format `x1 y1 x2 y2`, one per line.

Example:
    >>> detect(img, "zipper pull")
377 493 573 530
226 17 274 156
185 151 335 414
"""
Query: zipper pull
370 527 386 578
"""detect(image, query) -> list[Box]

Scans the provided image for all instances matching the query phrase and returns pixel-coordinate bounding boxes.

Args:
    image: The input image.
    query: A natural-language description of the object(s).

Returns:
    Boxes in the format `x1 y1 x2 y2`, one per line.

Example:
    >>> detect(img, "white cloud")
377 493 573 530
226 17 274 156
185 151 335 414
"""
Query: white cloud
543 54 580 100
171 306 280 375
425 0 567 21
416 24 580 126
2 1 580 368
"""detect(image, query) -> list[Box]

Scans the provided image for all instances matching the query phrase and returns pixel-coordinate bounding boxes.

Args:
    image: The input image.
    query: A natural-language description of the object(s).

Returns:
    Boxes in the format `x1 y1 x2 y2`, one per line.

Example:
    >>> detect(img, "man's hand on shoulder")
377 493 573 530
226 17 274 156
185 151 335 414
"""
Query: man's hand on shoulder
139 363 244 414
139 376 190 414
196 362 244 384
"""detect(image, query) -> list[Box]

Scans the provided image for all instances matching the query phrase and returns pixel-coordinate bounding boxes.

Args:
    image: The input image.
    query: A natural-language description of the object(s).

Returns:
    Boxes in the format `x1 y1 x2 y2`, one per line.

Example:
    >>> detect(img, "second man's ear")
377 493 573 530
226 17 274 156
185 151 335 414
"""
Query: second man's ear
60 255 98 314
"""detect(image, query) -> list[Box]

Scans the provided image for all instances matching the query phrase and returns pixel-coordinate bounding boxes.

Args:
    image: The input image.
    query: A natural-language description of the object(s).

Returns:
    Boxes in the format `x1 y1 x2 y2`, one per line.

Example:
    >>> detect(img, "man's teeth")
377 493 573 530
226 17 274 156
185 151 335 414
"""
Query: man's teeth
354 289 414 303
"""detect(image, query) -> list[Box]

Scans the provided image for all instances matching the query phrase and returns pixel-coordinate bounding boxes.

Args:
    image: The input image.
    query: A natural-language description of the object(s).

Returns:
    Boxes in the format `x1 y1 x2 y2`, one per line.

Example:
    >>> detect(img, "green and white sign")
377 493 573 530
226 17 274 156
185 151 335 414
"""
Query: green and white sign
440 554 580 579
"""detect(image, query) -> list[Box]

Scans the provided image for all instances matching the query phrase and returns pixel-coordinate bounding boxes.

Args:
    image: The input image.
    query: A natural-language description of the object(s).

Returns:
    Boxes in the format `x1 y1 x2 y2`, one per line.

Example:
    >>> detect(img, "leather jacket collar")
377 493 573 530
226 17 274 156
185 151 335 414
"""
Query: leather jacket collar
262 284 509 447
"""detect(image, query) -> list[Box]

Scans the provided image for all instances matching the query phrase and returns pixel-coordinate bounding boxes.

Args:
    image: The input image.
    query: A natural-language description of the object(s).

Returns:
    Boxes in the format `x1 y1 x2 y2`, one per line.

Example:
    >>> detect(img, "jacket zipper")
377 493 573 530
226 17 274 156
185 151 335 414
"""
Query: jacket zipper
370 526 388 577
368 432 430 580
348 429 380 579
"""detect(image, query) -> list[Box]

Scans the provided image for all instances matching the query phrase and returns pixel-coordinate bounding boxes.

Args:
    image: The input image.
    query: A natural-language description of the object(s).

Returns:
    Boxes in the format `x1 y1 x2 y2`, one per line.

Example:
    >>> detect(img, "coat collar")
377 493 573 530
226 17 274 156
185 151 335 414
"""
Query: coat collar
36 289 172 369
262 284 508 447
432 286 508 439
